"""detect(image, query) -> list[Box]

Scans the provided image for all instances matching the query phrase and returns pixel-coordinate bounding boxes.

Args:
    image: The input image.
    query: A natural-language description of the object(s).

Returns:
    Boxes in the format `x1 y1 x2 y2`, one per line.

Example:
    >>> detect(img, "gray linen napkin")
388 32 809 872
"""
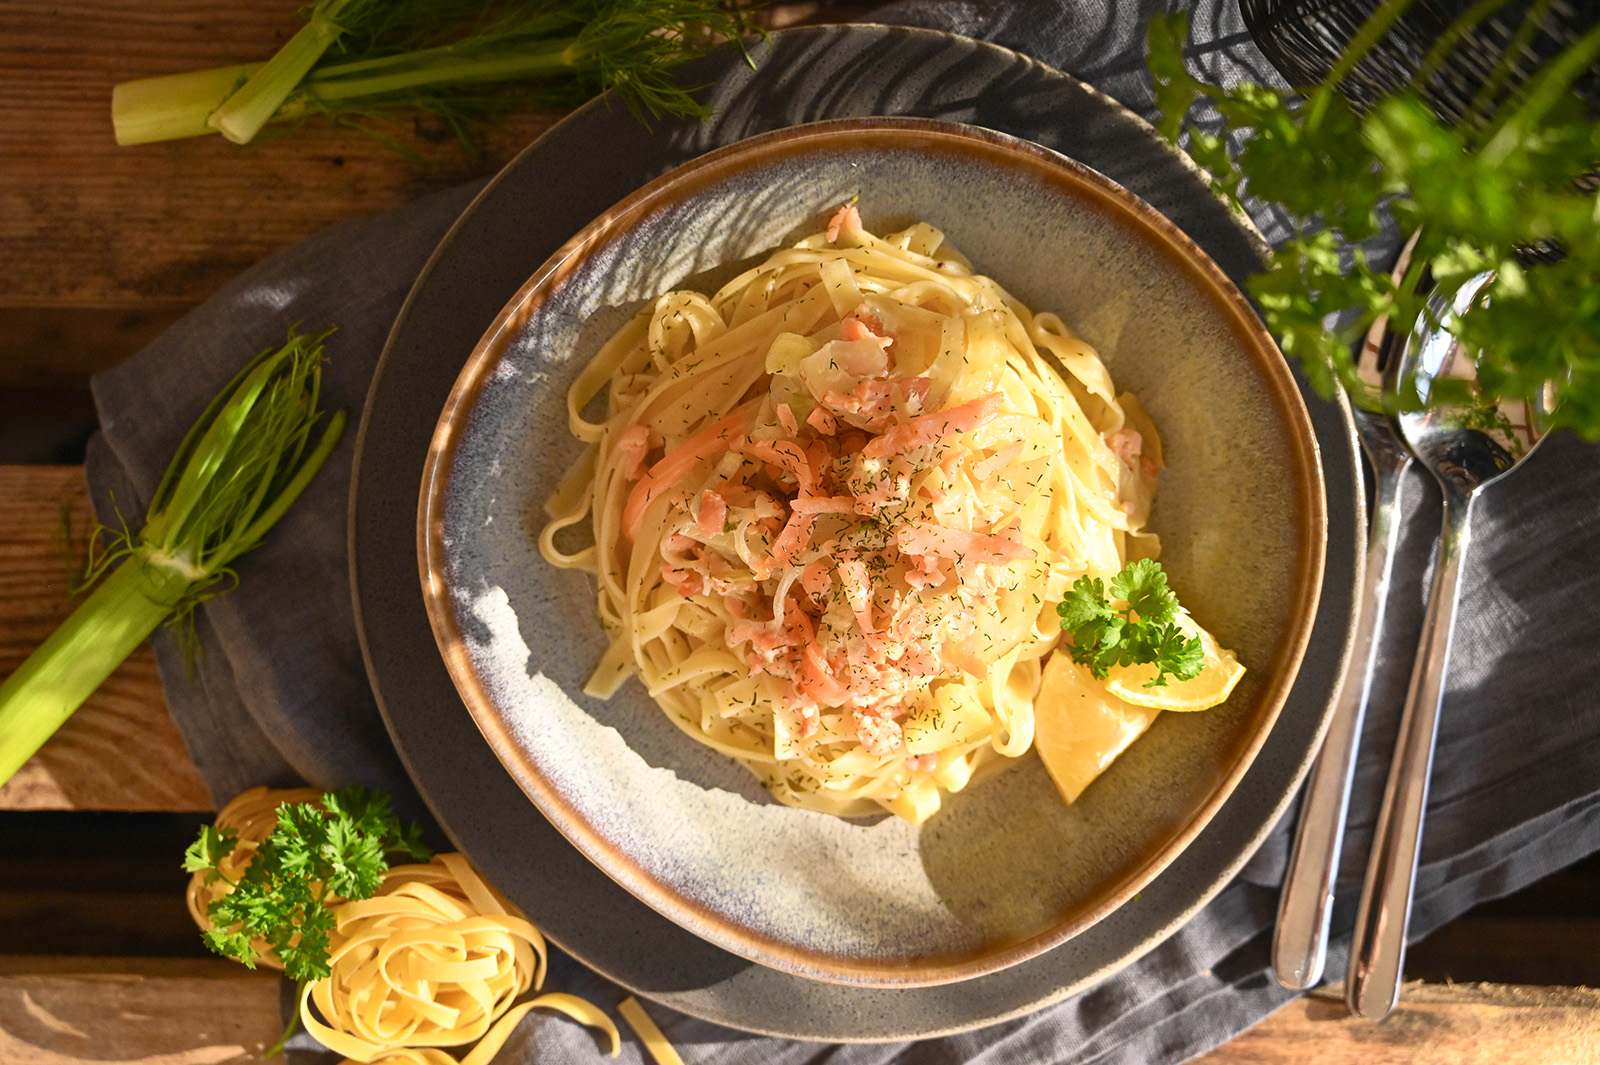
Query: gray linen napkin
87 2 1600 1062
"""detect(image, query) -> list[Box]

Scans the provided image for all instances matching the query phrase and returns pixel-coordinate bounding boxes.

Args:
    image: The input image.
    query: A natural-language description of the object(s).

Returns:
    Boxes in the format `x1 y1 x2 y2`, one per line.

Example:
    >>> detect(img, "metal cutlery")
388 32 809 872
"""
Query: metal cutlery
1272 238 1418 991
1346 268 1555 1019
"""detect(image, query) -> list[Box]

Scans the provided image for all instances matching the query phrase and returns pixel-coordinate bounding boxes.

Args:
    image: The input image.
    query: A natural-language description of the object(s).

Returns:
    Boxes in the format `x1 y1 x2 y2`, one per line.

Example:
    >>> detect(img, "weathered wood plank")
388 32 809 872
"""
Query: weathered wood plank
0 306 191 390
0 890 208 959
0 0 563 308
1 965 1595 1064
0 958 281 1065
1409 915 1600 988
1197 983 1600 1065
0 1 869 310
0 465 210 811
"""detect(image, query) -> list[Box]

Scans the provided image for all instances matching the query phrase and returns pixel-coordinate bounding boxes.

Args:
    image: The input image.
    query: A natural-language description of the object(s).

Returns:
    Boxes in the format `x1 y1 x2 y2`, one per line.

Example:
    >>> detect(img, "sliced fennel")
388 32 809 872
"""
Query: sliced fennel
0 329 347 787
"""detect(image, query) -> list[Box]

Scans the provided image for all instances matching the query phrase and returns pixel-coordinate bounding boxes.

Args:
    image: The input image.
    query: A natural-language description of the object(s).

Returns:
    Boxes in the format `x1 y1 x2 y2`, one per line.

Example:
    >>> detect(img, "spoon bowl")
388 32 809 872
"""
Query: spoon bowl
1399 269 1556 490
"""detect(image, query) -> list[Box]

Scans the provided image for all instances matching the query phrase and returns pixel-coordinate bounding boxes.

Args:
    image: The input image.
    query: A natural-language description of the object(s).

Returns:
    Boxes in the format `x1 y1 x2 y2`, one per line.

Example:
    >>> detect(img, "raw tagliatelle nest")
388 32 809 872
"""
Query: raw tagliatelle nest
188 787 621 1064
301 852 618 1064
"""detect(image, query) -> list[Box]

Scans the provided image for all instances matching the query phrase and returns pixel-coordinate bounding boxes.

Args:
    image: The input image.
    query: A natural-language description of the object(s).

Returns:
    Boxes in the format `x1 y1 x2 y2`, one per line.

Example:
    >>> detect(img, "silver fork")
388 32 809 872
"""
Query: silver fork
1272 238 1419 990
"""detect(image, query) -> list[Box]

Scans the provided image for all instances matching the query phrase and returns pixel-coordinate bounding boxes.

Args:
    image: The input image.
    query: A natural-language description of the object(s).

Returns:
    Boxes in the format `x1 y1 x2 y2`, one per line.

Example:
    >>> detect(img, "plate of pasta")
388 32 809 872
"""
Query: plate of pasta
415 116 1324 988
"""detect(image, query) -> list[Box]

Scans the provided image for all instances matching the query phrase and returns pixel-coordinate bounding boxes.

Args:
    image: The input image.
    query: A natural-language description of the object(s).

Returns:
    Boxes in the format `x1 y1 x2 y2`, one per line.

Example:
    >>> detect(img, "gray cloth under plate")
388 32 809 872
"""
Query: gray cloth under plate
85 2 1600 1062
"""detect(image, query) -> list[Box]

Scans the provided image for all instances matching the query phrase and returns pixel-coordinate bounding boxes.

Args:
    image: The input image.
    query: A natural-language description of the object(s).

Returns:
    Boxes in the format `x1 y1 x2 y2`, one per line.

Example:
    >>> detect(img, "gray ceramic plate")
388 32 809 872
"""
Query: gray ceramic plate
352 24 1361 1039
418 118 1326 987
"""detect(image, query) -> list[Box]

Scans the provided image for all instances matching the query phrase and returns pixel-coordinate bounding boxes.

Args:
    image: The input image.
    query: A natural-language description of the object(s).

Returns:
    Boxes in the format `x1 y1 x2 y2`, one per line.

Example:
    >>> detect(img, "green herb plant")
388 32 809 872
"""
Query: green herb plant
0 329 346 788
186 785 431 1056
112 0 757 149
1146 1 1600 437
1057 558 1205 688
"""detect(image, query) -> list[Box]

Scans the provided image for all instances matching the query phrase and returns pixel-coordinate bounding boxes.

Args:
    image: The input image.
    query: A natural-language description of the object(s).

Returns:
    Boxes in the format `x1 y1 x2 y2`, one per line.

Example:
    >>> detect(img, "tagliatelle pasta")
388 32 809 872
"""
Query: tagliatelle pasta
190 787 631 1064
618 997 686 1065
542 204 1219 823
302 851 619 1063
319 996 621 1065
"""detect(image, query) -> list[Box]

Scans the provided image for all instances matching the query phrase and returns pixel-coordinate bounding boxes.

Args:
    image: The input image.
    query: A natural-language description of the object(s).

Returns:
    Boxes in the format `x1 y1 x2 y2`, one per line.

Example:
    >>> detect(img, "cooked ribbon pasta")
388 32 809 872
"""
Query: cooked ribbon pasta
542 205 1173 823
618 996 687 1065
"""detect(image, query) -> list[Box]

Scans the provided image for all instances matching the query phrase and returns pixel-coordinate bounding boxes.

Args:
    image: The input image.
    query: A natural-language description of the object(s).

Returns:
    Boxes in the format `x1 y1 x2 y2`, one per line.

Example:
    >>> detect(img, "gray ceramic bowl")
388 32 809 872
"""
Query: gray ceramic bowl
419 118 1325 987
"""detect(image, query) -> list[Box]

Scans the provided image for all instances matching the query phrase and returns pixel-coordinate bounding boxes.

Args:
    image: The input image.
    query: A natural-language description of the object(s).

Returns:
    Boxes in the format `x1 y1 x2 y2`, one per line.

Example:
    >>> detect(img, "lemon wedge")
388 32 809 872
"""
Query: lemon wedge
1034 653 1161 803
1103 612 1244 712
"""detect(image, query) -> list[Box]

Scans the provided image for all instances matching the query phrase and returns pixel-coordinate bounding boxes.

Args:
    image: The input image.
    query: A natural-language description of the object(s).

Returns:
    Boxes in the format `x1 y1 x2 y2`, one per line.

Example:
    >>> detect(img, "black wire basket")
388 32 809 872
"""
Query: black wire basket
1240 0 1600 122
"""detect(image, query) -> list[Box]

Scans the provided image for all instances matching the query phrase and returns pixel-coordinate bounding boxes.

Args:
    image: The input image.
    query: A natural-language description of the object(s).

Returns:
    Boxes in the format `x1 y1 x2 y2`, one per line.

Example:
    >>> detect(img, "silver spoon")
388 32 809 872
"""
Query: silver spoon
1273 239 1419 991
1346 269 1555 1019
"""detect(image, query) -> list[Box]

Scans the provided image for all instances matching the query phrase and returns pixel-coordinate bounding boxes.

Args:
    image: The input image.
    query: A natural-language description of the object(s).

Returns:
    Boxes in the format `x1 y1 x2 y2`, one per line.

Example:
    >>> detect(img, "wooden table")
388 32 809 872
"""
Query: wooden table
2 2 1597 1062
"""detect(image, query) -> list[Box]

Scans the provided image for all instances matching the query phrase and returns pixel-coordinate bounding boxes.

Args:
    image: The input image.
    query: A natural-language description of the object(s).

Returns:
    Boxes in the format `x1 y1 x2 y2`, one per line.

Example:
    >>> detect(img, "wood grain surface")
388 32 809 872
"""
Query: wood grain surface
0 958 282 1064
0 963 1595 1065
0 0 561 309
0 465 209 811
0 1 861 313
0 307 191 390
1195 984 1600 1065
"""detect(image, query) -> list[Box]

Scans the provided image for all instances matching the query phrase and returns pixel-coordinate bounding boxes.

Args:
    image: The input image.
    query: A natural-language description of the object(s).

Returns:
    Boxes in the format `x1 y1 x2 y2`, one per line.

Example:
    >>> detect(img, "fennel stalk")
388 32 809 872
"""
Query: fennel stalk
0 330 346 787
112 0 755 148
207 0 361 144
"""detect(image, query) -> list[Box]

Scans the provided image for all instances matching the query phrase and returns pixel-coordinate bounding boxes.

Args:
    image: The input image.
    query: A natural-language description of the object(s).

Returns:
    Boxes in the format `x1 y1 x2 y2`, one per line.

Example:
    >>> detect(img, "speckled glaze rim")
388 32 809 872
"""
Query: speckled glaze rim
418 117 1327 988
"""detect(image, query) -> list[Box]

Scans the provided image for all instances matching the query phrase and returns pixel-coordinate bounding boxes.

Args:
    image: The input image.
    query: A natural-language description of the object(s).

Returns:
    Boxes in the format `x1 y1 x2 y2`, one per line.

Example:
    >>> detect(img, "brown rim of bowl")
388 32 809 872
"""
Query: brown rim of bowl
418 116 1327 988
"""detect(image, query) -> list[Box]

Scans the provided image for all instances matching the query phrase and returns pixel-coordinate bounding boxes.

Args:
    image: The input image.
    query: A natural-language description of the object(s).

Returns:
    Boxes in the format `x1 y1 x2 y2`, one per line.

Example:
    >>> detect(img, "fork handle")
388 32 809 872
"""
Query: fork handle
1272 455 1411 990
1347 489 1476 1019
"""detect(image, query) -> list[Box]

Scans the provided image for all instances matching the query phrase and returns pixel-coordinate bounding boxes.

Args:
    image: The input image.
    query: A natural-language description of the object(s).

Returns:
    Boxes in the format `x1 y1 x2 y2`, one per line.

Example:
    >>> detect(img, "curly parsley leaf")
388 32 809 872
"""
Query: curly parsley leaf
1110 557 1179 626
203 925 258 966
1143 622 1207 686
1059 560 1204 688
187 785 432 984
1057 576 1116 632
183 824 238 879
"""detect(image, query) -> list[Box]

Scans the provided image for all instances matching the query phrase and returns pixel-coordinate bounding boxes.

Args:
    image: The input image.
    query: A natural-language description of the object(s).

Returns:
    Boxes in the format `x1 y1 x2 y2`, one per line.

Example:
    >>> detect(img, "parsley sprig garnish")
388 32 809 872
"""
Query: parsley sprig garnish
1057 559 1205 687
184 785 431 983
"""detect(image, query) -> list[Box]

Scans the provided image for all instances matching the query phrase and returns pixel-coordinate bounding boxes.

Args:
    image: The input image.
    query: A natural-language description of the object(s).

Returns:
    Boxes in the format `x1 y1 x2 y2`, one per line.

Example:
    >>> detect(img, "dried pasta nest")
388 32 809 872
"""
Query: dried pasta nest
188 786 620 1062
301 851 618 1064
